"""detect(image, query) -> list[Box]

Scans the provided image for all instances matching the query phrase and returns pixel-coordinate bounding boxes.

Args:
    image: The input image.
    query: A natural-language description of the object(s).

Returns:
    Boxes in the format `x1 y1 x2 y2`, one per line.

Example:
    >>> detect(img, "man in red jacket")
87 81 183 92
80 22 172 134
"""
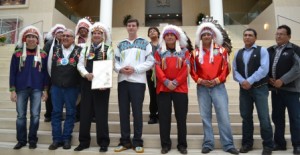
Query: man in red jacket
155 25 189 154
190 18 238 154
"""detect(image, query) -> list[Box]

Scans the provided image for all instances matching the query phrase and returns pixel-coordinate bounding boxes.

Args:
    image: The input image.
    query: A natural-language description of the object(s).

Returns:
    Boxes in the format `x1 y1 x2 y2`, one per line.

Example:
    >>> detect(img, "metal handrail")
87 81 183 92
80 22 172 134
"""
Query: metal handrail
224 13 248 28
277 15 300 25
0 20 43 44
0 20 43 35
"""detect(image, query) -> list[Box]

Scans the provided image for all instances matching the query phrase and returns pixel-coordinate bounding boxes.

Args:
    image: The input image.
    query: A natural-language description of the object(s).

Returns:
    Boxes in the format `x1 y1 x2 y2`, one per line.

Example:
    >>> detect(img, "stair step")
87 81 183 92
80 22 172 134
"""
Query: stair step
0 109 286 123
0 118 290 135
0 35 295 153
0 142 294 155
0 102 272 113
0 129 293 149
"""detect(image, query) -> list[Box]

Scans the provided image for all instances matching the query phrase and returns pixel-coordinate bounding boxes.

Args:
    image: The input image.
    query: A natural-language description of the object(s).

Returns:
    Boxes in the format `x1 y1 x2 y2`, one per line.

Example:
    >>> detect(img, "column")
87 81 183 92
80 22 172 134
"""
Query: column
100 0 113 29
209 0 224 27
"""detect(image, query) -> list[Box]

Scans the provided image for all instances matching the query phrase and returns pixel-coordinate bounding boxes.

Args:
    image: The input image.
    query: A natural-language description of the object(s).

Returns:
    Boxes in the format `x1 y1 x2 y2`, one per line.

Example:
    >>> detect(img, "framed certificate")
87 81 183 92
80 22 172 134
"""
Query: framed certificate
92 60 113 89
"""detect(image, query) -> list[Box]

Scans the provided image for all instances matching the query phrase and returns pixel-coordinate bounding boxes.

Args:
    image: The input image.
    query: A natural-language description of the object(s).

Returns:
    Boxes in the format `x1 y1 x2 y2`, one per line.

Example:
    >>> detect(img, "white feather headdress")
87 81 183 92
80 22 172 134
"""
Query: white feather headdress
195 22 223 48
16 25 43 69
82 22 112 58
75 18 92 45
17 25 43 48
159 25 188 53
45 24 66 41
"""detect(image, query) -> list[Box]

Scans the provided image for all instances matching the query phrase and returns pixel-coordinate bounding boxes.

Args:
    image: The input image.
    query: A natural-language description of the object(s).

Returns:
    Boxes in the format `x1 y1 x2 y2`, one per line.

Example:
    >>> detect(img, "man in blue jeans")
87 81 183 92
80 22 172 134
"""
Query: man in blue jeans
48 29 81 150
9 26 49 149
190 17 238 154
268 25 300 155
233 28 273 155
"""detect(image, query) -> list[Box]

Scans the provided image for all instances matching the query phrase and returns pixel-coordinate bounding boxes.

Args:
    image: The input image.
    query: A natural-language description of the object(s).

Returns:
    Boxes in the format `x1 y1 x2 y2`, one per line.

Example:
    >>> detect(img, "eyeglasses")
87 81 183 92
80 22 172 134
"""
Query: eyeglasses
62 35 74 38
275 33 287 37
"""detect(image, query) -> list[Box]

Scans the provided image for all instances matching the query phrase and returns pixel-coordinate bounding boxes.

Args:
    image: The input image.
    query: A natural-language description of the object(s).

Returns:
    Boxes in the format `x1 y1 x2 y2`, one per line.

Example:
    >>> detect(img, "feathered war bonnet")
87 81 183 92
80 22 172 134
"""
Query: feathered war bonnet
75 18 92 45
45 24 66 75
45 24 66 41
195 16 231 64
16 25 43 69
159 24 188 53
82 22 112 62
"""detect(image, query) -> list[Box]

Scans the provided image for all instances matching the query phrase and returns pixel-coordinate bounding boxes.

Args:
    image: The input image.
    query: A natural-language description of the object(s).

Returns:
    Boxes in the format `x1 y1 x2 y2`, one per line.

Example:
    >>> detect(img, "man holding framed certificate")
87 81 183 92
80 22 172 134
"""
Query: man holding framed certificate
76 22 113 152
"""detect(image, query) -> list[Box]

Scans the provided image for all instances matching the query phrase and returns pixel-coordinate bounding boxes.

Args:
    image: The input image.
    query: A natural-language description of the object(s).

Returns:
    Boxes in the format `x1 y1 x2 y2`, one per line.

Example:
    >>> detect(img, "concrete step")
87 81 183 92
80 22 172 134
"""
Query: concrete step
0 142 294 155
0 101 272 113
0 118 289 135
0 95 238 105
0 129 293 149
0 109 284 124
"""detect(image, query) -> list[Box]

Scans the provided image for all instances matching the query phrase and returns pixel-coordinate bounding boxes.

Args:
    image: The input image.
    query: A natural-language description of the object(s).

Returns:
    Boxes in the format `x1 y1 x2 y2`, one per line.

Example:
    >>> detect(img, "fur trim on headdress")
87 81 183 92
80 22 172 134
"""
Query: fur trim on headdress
75 18 92 45
45 24 66 41
81 22 112 61
75 18 92 35
17 25 43 48
89 22 112 45
159 25 187 53
195 22 223 47
195 17 226 64
16 26 43 69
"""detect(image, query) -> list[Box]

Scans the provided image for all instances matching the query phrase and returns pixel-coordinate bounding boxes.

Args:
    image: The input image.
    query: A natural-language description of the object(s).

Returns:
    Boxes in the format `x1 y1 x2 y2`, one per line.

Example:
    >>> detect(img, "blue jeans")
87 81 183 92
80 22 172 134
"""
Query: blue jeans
16 88 42 144
239 85 273 148
271 89 300 147
51 85 79 143
197 83 235 151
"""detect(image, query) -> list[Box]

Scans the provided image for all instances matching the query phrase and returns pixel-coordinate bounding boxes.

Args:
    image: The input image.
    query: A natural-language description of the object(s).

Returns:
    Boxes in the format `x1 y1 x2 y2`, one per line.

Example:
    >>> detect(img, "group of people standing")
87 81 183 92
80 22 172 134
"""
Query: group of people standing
9 16 300 155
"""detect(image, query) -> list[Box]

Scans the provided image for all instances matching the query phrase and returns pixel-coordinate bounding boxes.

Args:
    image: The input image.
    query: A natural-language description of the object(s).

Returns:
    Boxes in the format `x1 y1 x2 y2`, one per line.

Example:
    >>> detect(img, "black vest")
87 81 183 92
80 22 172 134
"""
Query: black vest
268 44 295 79
51 45 81 87
236 46 268 87
267 43 300 89
84 44 109 73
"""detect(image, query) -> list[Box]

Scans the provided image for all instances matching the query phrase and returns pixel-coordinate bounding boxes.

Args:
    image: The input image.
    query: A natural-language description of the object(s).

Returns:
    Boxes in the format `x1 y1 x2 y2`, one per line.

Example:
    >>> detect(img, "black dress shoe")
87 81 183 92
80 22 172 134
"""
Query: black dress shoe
178 147 188 154
48 142 63 150
239 145 253 153
29 143 37 149
294 146 300 155
262 147 272 155
202 147 211 154
148 118 158 124
99 146 108 152
44 117 51 122
227 148 239 154
13 142 26 150
74 145 89 151
273 144 286 151
161 147 170 154
63 141 71 149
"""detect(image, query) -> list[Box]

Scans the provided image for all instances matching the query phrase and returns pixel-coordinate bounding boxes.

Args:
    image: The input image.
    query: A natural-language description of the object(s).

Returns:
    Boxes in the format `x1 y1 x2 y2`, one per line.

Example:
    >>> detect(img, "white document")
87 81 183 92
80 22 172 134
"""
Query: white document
92 60 113 89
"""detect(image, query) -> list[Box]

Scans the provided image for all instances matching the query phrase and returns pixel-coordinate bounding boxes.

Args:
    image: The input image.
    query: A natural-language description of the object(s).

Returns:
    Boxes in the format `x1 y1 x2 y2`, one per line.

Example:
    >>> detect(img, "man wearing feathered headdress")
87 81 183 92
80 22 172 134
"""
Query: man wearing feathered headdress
74 18 92 45
43 24 66 122
9 25 49 150
190 17 239 154
75 22 113 152
48 29 81 150
155 24 189 154
73 18 92 122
